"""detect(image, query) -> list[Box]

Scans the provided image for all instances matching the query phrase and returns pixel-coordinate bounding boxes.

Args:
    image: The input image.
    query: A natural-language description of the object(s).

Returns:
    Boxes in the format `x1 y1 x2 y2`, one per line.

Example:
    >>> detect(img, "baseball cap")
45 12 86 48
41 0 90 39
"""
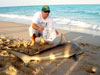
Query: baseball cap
42 5 50 12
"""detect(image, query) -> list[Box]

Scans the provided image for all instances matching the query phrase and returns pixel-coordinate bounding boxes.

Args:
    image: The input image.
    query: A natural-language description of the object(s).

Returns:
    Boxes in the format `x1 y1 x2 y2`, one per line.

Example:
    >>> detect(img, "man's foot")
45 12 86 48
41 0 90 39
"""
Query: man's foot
40 38 46 45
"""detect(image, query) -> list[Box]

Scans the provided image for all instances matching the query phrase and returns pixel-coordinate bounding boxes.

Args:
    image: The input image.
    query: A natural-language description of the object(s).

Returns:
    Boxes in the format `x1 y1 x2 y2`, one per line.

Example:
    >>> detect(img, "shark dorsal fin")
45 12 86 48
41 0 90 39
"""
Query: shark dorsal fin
59 34 67 44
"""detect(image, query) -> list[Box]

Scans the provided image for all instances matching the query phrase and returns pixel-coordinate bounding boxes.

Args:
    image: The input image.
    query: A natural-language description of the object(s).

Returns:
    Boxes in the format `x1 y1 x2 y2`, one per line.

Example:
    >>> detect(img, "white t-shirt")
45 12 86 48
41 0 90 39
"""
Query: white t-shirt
29 12 56 41
31 12 53 28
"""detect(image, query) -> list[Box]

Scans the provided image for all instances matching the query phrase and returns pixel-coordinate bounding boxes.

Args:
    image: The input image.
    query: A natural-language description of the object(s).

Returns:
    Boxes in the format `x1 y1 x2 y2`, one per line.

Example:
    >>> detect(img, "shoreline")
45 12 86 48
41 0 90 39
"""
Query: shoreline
0 21 100 46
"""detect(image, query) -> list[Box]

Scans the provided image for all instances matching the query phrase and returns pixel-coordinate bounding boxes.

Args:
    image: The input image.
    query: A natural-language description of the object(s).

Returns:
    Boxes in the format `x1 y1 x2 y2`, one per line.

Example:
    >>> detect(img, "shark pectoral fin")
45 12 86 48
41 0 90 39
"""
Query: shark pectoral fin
73 54 78 61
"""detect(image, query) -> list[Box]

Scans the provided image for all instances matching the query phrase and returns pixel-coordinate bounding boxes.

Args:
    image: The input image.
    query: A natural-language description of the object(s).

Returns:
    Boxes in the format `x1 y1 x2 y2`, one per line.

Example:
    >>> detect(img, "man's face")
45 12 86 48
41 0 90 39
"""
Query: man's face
42 11 50 19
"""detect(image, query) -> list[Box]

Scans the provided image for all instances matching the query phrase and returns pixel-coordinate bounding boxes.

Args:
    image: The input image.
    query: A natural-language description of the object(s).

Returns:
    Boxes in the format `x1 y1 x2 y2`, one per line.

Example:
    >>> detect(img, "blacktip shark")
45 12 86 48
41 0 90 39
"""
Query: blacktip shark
7 33 83 66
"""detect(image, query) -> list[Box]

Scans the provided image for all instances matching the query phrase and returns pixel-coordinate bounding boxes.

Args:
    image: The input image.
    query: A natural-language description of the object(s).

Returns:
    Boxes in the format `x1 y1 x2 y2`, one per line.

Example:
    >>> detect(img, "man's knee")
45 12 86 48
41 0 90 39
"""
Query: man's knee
32 34 36 38
38 33 42 37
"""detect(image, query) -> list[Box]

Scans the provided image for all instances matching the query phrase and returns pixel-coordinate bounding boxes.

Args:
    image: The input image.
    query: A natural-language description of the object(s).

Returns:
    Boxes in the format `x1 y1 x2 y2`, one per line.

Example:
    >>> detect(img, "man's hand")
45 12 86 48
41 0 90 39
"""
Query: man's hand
32 23 44 31
38 27 44 31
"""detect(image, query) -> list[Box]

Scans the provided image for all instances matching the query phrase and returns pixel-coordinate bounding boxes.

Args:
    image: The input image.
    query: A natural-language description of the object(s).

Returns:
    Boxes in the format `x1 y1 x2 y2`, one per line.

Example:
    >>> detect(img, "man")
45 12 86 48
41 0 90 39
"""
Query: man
29 5 58 45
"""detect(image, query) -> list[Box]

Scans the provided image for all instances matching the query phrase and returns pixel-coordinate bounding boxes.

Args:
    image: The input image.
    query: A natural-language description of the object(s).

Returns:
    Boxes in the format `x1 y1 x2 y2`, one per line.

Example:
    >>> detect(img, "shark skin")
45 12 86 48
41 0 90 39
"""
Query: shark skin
7 34 83 66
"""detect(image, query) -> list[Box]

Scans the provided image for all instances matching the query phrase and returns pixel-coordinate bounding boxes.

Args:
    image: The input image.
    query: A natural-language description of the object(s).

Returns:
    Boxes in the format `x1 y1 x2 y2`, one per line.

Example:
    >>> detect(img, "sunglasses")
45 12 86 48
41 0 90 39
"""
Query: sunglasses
44 11 50 13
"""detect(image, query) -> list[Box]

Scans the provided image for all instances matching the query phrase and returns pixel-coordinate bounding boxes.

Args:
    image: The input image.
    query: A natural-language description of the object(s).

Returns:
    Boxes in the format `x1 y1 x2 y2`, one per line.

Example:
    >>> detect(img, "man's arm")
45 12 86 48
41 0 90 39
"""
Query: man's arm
32 22 44 31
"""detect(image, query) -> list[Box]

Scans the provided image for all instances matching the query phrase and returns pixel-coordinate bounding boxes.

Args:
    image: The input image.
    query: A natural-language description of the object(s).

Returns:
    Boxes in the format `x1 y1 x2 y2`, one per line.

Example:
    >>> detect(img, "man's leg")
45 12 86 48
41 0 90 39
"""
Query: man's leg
32 34 36 45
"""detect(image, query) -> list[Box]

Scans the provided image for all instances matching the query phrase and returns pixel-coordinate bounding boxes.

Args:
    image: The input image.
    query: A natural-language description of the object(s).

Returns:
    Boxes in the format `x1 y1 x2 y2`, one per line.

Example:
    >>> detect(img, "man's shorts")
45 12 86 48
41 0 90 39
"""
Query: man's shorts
29 26 43 37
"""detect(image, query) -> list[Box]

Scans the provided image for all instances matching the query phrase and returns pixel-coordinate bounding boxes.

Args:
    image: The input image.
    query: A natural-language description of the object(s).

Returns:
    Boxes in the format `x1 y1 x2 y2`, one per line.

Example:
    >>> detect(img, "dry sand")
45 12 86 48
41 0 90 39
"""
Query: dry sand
0 21 100 75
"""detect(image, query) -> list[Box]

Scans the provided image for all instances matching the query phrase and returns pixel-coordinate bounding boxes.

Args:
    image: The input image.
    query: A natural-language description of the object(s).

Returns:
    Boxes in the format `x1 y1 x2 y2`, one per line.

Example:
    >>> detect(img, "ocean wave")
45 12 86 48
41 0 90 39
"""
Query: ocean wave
64 11 100 16
0 13 32 20
53 17 100 31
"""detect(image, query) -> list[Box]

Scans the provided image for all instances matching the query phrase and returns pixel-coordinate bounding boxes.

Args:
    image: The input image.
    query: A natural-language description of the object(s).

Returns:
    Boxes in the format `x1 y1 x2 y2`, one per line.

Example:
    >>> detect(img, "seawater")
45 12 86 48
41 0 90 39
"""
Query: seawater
0 4 100 36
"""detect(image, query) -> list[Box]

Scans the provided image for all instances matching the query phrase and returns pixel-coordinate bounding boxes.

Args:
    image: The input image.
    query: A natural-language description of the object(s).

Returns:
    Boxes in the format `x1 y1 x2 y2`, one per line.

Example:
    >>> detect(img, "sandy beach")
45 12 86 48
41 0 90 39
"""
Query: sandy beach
0 21 100 75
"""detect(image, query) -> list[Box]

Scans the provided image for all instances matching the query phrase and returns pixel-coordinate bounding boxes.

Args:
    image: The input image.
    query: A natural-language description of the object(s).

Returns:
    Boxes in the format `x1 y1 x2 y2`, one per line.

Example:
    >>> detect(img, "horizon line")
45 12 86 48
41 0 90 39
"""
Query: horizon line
0 4 100 7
